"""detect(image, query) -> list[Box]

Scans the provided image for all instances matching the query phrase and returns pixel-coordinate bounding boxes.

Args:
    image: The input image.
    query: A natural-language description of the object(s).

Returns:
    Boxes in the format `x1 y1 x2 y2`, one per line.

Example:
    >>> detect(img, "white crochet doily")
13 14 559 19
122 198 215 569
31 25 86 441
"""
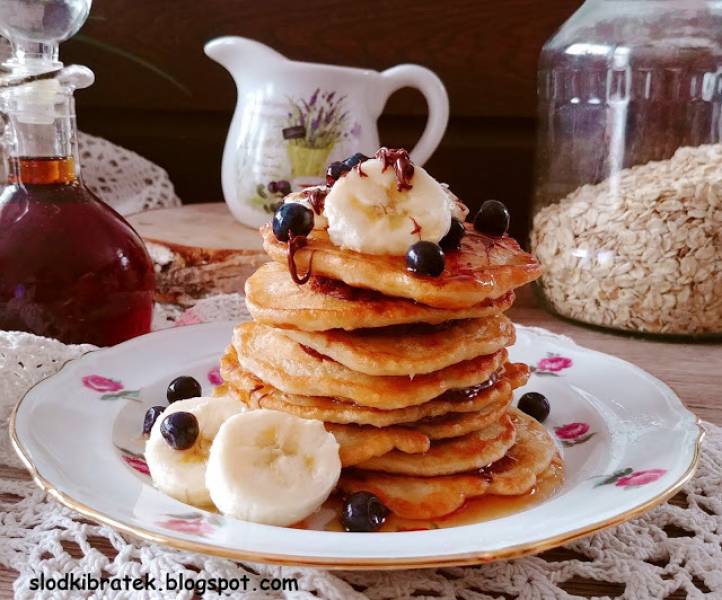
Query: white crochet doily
1 294 720 600
78 131 181 215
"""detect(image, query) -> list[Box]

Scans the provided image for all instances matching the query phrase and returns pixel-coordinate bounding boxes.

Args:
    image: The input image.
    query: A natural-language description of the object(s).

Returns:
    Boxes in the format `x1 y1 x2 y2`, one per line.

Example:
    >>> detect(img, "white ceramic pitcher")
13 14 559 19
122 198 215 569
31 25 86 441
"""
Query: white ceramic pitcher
205 36 449 227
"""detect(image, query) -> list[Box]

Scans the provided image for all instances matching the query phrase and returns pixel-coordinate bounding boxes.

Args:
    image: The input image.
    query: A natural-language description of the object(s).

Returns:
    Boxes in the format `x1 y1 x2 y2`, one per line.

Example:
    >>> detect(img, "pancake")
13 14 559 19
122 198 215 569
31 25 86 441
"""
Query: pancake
221 349 528 426
262 223 542 309
325 423 429 468
482 408 558 495
409 407 512 441
339 410 560 519
245 261 515 332
281 314 515 376
355 413 516 476
221 370 524 427
232 322 508 409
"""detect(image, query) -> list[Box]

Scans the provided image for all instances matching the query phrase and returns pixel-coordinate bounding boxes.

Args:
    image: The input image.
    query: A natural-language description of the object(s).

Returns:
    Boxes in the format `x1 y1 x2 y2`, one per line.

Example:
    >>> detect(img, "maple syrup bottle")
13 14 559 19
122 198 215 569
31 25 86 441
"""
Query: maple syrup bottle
0 1 154 345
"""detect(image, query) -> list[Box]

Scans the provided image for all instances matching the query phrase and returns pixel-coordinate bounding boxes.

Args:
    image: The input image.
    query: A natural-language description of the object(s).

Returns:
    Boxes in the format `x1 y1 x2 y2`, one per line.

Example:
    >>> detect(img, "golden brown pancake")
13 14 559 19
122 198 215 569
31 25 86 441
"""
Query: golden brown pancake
483 409 558 495
410 408 511 441
325 423 429 468
262 223 542 309
281 314 515 376
356 413 516 476
232 322 507 409
339 410 560 519
245 261 516 331
221 349 528 426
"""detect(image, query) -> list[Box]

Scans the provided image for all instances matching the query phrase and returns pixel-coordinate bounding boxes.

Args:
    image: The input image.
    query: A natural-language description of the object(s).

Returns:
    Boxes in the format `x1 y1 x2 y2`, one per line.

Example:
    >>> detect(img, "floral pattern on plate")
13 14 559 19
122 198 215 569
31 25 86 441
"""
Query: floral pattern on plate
594 468 668 488
555 422 595 447
531 353 573 376
82 374 140 401
207 366 223 386
118 446 150 477
157 512 222 537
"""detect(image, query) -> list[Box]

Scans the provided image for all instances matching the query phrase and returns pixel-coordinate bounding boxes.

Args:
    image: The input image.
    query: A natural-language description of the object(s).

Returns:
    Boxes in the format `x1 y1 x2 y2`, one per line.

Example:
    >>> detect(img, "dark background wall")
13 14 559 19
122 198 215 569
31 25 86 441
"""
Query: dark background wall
64 0 583 241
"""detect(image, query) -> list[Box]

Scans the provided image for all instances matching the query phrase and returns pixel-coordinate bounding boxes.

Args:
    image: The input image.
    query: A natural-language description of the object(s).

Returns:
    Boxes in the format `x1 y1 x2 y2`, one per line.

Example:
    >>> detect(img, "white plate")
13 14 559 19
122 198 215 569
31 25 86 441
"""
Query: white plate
11 321 703 569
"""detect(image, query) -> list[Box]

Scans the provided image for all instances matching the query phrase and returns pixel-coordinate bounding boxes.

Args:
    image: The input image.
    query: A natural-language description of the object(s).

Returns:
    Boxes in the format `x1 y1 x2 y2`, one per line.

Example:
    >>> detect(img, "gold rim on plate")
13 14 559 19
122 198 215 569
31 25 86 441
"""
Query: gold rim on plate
8 348 705 570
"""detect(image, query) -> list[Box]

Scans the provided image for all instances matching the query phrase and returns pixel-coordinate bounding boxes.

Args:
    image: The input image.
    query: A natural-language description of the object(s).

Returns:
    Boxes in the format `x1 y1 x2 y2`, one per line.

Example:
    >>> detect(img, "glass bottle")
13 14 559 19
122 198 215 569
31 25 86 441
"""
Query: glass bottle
531 0 722 339
0 0 155 346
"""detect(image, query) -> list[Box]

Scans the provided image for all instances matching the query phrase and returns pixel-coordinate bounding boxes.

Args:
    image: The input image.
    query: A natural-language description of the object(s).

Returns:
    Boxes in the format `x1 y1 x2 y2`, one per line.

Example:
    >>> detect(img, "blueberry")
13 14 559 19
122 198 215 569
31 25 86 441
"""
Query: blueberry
167 375 202 403
518 392 550 423
267 181 278 194
142 405 165 435
439 218 465 250
326 160 350 185
160 411 199 450
342 491 389 532
342 152 368 169
272 203 314 242
276 180 292 196
474 200 510 237
406 241 445 277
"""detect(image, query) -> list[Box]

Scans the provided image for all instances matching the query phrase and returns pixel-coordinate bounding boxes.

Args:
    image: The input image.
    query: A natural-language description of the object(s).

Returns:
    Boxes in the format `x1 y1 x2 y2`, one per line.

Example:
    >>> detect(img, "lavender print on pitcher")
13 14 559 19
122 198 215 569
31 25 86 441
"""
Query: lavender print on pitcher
205 36 449 227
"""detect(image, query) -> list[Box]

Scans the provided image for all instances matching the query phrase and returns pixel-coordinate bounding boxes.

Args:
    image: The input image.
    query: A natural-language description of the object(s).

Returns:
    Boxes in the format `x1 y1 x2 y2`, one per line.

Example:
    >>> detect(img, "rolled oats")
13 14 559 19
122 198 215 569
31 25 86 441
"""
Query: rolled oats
532 144 722 335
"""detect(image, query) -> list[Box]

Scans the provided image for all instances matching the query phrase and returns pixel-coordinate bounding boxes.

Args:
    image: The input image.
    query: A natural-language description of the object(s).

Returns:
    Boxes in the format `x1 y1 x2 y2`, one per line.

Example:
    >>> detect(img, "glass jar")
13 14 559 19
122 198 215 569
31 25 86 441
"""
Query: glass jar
531 0 722 338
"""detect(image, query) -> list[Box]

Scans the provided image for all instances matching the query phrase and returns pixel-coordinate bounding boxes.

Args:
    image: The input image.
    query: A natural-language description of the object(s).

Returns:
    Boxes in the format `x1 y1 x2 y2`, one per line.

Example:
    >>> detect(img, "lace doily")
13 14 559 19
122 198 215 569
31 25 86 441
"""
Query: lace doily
1 295 720 600
78 132 181 215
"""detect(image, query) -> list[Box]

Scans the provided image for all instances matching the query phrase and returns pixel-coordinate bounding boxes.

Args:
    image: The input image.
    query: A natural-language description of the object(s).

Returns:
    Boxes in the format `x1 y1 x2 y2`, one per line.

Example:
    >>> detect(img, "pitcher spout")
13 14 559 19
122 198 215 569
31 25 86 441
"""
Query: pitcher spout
204 36 286 74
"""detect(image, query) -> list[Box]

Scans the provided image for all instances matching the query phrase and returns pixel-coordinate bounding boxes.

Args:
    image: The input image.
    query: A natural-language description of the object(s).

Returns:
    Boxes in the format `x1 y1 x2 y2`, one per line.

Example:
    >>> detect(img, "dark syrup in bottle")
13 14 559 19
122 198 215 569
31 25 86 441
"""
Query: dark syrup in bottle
0 156 154 345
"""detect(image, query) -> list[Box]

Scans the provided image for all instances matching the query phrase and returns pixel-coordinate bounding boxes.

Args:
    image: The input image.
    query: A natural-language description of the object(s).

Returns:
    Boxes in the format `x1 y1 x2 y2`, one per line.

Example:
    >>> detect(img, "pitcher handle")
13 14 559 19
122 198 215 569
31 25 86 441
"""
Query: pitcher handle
379 64 449 166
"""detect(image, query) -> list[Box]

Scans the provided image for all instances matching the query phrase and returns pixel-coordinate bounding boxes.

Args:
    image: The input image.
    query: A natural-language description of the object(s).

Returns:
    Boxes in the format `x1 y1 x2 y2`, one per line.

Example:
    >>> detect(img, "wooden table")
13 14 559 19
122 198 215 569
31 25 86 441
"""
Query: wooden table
1 290 720 599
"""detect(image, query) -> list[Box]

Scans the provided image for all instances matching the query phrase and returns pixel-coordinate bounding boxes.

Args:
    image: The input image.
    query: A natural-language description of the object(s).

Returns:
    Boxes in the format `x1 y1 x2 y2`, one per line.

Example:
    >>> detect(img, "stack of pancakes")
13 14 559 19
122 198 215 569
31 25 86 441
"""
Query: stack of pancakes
220 223 561 521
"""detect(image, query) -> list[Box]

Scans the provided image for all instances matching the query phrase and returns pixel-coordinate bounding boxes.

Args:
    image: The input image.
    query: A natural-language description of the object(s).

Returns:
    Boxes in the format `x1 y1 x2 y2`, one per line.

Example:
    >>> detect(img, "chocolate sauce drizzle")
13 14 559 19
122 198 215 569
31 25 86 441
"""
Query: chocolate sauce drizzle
409 217 422 237
287 235 313 285
302 187 328 215
355 162 368 178
375 147 415 191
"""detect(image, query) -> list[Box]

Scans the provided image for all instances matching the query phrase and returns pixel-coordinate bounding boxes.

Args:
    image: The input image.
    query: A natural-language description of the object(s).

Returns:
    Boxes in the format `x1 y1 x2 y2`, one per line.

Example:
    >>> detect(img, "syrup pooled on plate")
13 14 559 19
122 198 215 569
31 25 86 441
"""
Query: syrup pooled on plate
296 457 564 532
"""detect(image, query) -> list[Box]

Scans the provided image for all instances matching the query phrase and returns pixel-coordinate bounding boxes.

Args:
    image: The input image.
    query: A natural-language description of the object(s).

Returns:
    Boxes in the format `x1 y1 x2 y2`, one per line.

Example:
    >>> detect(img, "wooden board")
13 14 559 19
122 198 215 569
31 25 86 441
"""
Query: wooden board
127 203 268 305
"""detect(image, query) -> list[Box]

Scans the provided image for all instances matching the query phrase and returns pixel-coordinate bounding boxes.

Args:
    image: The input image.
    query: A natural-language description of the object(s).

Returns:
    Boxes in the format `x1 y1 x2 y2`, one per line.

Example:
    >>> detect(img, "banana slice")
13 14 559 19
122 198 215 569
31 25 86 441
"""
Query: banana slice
324 157 452 255
206 409 341 526
145 396 244 507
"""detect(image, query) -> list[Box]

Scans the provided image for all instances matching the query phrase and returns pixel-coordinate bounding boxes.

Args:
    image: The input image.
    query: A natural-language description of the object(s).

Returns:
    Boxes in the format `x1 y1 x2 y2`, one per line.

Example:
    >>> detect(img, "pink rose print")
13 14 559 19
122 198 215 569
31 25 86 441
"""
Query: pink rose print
122 454 150 476
554 422 589 440
538 355 572 372
616 469 667 488
158 516 214 537
595 467 667 488
207 366 223 386
84 375 140 401
82 375 123 393
118 446 151 476
554 422 595 447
